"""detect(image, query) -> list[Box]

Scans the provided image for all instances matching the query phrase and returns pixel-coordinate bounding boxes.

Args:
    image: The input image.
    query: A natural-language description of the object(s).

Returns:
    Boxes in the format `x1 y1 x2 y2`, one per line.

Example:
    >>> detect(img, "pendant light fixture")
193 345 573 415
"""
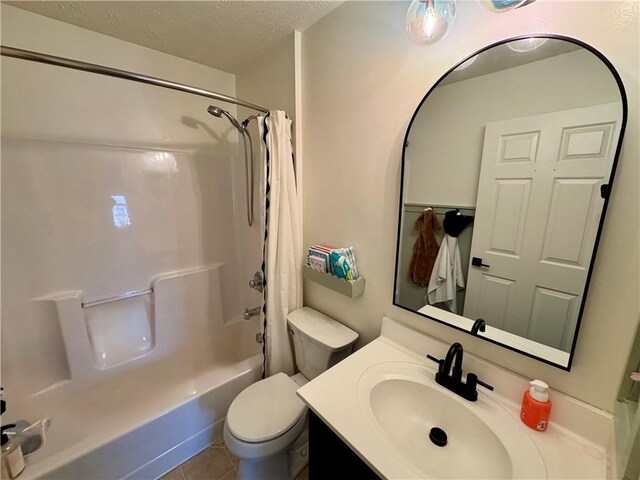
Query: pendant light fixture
405 0 537 46
480 0 535 13
405 0 457 47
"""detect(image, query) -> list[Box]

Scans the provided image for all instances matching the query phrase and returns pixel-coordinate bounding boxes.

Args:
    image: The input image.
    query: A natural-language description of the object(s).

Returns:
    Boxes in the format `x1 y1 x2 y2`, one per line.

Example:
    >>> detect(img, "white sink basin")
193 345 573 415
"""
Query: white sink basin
357 361 547 479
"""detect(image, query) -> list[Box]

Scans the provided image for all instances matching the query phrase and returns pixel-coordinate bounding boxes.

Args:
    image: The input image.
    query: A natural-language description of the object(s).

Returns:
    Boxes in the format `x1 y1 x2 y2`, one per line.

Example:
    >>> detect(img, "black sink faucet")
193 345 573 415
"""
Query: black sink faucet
471 318 486 335
442 342 464 383
427 342 493 402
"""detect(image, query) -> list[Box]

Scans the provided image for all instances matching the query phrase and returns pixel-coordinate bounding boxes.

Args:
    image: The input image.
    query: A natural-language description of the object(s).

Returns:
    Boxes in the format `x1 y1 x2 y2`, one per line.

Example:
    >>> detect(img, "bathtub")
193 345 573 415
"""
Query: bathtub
8 265 263 479
22 355 262 480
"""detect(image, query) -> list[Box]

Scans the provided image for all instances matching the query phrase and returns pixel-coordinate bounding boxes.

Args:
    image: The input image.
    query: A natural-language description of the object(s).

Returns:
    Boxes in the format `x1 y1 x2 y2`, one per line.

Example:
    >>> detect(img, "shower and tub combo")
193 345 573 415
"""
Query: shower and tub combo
0 45 284 479
13 265 263 479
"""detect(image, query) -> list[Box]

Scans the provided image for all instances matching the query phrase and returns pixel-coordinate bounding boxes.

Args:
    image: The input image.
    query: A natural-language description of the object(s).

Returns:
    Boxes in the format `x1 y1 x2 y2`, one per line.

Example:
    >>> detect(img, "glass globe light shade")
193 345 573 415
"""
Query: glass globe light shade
480 0 533 13
405 0 457 47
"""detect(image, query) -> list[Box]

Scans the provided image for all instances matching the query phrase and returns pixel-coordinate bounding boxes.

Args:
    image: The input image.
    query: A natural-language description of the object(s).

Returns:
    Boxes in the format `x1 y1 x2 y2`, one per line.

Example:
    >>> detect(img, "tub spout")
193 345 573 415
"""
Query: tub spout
243 306 261 320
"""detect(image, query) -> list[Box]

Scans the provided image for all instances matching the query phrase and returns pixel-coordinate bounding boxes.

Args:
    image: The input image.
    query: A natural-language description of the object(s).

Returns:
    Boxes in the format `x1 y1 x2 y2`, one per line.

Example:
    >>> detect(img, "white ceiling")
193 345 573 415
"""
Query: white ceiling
5 1 342 73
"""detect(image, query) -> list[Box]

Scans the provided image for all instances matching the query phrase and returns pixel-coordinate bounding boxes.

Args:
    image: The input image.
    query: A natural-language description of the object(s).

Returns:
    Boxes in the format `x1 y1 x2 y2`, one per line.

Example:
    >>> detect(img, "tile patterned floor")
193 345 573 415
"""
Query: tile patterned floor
159 439 308 480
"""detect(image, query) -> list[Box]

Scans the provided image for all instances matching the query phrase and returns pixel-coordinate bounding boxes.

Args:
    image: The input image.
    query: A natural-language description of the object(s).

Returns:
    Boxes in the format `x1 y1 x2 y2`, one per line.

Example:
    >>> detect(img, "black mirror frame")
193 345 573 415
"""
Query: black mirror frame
392 34 628 371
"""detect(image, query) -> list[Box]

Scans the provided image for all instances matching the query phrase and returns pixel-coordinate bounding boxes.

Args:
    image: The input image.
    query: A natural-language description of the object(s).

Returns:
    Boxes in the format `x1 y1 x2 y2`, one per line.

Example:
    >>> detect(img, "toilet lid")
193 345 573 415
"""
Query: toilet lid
287 307 359 352
226 372 307 443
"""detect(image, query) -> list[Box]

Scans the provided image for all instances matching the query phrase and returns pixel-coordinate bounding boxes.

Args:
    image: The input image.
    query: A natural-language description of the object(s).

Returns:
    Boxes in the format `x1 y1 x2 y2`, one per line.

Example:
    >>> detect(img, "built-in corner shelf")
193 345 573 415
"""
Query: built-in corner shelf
303 265 365 299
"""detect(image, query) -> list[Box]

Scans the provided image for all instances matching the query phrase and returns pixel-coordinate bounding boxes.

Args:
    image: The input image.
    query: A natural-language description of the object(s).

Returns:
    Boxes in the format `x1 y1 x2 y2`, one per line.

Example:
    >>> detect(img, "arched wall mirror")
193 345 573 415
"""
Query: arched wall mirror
393 35 627 370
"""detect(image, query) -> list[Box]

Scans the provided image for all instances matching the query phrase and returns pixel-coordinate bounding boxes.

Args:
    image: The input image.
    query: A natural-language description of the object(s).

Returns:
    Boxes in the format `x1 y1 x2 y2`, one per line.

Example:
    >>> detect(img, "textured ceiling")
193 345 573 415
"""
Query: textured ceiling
5 1 341 73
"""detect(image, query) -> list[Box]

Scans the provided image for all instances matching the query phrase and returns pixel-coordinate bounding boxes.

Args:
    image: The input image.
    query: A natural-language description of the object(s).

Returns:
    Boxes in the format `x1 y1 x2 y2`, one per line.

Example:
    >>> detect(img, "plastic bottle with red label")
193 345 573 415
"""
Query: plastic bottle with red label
520 379 552 431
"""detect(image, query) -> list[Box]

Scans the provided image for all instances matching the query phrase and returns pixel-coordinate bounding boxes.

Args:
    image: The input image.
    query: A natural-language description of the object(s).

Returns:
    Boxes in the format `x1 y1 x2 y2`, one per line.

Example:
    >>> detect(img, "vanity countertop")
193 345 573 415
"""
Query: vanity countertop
297 317 612 480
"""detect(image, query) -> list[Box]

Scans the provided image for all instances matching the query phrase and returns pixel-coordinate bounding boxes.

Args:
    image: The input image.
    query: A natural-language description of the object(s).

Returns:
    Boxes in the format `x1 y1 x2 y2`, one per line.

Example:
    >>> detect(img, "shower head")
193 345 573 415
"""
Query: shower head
206 104 255 227
207 105 242 131
207 106 223 117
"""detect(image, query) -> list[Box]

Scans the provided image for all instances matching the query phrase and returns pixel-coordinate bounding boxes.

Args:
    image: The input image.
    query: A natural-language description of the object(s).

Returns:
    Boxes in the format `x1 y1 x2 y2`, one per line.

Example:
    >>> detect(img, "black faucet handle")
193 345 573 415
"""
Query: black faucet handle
426 354 440 364
426 354 445 374
475 376 494 391
477 379 494 391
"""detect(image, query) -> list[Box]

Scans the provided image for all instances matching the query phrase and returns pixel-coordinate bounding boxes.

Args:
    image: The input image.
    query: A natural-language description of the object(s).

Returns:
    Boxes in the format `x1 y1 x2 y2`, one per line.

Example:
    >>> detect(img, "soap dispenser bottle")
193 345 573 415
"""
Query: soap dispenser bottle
520 379 551 431
1 388 25 479
1 426 25 479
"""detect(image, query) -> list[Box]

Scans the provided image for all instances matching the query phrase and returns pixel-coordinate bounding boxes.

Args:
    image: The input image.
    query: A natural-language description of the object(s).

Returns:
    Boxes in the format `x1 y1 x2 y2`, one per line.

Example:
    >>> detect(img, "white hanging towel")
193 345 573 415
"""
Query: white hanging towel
427 235 465 313
259 111 303 377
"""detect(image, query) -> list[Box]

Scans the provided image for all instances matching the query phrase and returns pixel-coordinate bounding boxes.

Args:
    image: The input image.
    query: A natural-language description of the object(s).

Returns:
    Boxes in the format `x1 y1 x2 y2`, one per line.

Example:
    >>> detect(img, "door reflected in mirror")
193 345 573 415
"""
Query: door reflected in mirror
394 36 627 369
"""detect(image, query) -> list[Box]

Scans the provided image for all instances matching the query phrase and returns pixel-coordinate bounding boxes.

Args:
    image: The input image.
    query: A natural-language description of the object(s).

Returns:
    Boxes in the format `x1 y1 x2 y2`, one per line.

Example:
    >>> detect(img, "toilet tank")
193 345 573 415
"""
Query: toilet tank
287 307 359 380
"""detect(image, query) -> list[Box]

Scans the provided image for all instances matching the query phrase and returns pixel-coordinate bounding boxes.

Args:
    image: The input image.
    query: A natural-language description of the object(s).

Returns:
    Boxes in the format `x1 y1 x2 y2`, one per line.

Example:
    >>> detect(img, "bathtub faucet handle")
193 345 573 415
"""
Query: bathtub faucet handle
249 272 264 293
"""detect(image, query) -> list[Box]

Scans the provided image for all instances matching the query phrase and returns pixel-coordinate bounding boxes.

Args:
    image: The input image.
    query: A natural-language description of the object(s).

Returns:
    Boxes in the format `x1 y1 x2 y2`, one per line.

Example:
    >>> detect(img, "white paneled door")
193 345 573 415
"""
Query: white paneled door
463 103 620 351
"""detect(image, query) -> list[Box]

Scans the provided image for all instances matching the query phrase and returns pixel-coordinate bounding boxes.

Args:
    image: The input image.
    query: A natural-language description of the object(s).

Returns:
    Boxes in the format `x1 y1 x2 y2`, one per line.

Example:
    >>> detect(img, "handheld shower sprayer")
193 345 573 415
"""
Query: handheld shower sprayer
207 105 255 227
207 106 243 131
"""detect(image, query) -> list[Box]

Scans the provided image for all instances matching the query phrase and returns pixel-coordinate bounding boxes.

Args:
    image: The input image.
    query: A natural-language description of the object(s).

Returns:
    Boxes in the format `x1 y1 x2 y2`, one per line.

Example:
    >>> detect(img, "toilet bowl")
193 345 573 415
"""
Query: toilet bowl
224 307 358 480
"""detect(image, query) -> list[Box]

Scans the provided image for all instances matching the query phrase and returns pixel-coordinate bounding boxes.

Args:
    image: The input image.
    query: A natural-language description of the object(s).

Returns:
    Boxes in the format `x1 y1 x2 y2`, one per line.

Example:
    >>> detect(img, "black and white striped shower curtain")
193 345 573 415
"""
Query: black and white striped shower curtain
258 111 302 377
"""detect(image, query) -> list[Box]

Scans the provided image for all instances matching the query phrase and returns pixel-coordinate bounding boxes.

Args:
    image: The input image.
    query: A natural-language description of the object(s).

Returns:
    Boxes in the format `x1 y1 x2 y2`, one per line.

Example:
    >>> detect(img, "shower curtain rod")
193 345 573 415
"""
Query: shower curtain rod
1 45 269 114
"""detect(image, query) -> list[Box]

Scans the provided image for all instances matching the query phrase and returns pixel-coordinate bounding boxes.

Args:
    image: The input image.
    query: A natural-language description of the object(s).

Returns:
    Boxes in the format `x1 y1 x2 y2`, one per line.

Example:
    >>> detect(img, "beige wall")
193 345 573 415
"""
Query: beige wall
302 0 639 411
236 34 296 123
234 33 298 273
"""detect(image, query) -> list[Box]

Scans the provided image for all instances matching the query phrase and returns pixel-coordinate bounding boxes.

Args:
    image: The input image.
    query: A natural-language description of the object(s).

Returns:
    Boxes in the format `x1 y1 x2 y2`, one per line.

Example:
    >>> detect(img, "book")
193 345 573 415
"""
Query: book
308 255 327 272
311 245 334 273
314 244 335 254
308 246 331 273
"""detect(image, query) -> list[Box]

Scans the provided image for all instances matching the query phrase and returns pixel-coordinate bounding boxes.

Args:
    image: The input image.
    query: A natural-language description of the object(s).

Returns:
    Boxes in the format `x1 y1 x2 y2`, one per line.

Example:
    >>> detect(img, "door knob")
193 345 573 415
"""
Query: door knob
471 257 490 268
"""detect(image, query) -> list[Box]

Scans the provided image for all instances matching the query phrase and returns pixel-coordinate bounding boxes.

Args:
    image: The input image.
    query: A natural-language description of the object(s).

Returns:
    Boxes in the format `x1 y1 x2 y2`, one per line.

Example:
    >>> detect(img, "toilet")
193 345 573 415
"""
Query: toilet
223 307 359 480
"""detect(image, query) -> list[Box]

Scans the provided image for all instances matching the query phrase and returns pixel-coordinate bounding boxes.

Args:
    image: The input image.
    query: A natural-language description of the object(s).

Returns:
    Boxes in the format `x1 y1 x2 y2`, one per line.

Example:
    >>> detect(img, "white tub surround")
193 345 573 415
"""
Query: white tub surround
1 6 266 479
7 265 262 479
297 317 613 480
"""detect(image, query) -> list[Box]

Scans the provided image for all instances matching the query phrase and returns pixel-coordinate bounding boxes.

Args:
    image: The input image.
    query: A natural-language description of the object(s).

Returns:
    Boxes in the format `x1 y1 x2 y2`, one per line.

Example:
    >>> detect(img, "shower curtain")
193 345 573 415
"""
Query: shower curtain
259 111 302 377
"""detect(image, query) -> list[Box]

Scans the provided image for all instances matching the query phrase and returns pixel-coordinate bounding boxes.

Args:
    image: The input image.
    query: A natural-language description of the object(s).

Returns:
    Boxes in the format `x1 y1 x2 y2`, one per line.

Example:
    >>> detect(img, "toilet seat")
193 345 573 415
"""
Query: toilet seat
226 372 307 443
224 410 307 461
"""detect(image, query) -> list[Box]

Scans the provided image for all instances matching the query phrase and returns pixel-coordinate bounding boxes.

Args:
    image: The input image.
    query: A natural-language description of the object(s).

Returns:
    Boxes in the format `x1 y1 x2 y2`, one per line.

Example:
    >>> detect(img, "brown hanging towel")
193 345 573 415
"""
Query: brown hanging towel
408 209 441 286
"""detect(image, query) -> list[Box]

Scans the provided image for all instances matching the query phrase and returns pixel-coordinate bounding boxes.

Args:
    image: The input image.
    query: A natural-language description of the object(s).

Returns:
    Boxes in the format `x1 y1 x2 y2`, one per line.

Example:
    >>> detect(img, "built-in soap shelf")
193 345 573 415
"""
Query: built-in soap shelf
84 293 155 370
33 264 227 390
36 287 156 374
303 265 365 298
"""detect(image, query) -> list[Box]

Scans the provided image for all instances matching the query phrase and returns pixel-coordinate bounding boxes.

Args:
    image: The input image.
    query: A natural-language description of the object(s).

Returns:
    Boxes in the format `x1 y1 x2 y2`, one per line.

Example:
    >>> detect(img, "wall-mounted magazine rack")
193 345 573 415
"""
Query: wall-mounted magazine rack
303 265 365 299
